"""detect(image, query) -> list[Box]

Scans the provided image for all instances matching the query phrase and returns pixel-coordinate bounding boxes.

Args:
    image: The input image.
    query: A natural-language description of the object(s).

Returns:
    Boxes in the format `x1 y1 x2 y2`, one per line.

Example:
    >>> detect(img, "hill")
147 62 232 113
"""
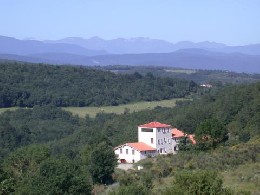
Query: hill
0 81 259 194
46 36 260 55
0 35 107 56
1 49 260 73
0 62 197 107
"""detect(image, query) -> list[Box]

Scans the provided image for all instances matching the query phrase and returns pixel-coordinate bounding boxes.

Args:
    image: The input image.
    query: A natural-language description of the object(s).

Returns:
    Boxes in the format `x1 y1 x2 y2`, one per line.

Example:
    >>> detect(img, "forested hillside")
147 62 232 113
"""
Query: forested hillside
0 65 259 194
0 62 197 107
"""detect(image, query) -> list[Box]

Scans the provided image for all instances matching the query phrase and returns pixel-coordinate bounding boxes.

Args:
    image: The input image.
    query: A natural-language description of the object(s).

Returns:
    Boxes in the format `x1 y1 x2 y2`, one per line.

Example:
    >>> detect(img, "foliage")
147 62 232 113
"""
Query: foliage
89 142 118 184
163 170 232 195
195 118 228 149
26 157 92 195
101 65 260 84
0 62 197 107
0 105 80 157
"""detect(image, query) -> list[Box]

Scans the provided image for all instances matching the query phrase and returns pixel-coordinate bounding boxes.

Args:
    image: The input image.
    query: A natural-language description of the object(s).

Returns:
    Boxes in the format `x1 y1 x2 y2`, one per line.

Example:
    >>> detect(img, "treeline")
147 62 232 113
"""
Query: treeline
0 62 197 107
100 65 260 84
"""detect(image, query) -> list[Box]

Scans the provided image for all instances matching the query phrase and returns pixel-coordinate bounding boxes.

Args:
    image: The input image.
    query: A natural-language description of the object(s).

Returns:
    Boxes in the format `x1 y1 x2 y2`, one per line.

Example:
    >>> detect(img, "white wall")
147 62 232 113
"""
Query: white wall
115 145 141 163
155 127 172 154
138 127 156 148
138 127 172 154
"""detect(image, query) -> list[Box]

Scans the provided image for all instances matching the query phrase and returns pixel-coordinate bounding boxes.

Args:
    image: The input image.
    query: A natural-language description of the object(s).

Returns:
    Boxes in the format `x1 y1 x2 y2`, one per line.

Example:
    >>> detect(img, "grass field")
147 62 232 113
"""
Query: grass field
164 69 197 74
0 107 20 115
63 98 186 118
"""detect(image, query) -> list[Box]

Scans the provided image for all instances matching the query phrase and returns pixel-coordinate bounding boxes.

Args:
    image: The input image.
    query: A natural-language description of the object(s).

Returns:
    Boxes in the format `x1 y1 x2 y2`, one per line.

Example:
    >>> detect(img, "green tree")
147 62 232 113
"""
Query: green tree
195 118 228 149
89 141 117 184
164 170 231 195
23 157 92 195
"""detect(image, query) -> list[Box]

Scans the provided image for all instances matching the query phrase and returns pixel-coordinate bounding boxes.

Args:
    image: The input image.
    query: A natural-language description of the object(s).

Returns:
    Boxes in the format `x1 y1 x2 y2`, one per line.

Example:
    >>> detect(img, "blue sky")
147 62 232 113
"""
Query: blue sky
0 0 259 45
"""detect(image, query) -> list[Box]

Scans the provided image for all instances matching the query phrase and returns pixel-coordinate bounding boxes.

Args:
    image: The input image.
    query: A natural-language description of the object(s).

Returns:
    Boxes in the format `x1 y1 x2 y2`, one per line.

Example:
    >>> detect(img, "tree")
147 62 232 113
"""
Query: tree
89 142 117 184
28 157 92 195
163 170 231 195
195 118 228 149
3 144 50 180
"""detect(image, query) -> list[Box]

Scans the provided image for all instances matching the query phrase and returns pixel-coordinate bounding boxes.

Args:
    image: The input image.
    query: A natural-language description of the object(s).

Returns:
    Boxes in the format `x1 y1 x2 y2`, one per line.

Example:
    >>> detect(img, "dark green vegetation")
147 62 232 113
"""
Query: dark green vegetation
0 62 197 107
0 62 259 194
100 65 260 84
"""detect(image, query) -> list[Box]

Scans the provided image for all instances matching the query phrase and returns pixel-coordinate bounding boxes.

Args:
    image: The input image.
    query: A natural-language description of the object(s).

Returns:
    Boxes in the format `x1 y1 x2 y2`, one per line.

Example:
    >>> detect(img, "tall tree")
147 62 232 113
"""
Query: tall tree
89 141 117 184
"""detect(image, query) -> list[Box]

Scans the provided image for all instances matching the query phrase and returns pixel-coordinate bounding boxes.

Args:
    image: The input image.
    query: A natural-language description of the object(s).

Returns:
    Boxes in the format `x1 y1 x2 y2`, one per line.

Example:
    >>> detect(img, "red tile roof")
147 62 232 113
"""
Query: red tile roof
172 128 185 138
139 121 171 128
127 142 156 152
188 134 196 144
172 128 196 144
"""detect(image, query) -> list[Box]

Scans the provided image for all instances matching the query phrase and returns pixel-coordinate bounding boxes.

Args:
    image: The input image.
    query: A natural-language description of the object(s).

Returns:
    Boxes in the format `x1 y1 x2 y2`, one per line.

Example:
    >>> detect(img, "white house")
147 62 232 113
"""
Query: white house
114 121 196 163
114 142 156 163
115 121 173 163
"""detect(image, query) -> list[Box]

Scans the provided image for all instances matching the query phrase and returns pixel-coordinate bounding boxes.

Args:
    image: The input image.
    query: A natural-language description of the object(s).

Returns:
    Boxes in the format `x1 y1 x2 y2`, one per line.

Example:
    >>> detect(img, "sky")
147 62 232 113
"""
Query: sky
0 0 259 45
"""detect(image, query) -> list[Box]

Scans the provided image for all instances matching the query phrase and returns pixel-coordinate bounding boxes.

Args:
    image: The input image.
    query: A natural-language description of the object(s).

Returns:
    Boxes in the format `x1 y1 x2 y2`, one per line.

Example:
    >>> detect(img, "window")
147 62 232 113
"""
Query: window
132 149 135 155
158 128 161 133
158 139 160 145
151 138 154 144
174 146 177 151
120 149 122 154
126 149 128 154
141 128 153 132
160 148 163 153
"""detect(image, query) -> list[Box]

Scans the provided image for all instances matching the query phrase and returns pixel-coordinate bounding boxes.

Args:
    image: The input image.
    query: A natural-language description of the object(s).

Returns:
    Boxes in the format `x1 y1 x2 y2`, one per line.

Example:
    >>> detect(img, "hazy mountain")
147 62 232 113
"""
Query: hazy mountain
45 36 260 55
46 37 228 54
0 35 107 56
45 37 177 54
1 49 259 73
208 44 260 55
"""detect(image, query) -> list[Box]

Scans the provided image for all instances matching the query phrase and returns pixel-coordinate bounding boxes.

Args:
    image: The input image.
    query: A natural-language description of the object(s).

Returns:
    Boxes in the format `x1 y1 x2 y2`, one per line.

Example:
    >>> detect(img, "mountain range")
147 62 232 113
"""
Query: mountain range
0 35 260 73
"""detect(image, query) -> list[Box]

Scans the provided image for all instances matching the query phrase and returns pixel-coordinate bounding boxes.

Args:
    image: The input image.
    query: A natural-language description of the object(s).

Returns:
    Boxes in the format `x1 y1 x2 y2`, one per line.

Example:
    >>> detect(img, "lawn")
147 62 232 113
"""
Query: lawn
63 98 186 118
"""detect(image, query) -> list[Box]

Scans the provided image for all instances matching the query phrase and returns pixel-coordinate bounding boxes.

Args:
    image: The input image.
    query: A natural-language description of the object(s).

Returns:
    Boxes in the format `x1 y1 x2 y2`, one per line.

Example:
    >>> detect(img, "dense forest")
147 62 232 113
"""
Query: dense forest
0 72 259 194
0 62 197 107
100 65 260 84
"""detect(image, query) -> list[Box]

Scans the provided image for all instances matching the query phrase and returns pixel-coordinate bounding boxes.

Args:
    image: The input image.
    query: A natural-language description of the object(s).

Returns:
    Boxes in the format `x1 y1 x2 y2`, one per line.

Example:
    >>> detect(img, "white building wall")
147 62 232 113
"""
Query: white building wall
138 126 172 154
140 150 157 159
138 127 156 148
114 145 141 163
155 127 172 154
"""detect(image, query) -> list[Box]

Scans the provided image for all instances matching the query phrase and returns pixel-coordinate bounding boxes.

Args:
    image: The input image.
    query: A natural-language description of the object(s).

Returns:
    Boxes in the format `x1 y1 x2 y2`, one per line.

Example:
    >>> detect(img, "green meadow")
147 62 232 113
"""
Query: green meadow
63 98 186 118
0 98 187 118
0 107 20 115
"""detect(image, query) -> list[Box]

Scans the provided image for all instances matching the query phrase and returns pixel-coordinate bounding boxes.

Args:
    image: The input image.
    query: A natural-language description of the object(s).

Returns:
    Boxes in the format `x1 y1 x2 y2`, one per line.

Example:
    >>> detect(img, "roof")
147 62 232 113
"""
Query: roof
171 128 196 144
172 128 185 138
188 134 196 144
139 121 171 128
127 142 156 151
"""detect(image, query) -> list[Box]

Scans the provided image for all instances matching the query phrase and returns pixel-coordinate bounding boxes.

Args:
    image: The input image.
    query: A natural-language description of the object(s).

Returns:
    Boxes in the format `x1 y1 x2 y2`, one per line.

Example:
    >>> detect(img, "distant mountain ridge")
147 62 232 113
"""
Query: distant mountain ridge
45 36 260 55
1 49 260 73
0 35 260 73
45 37 228 54
0 35 107 56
